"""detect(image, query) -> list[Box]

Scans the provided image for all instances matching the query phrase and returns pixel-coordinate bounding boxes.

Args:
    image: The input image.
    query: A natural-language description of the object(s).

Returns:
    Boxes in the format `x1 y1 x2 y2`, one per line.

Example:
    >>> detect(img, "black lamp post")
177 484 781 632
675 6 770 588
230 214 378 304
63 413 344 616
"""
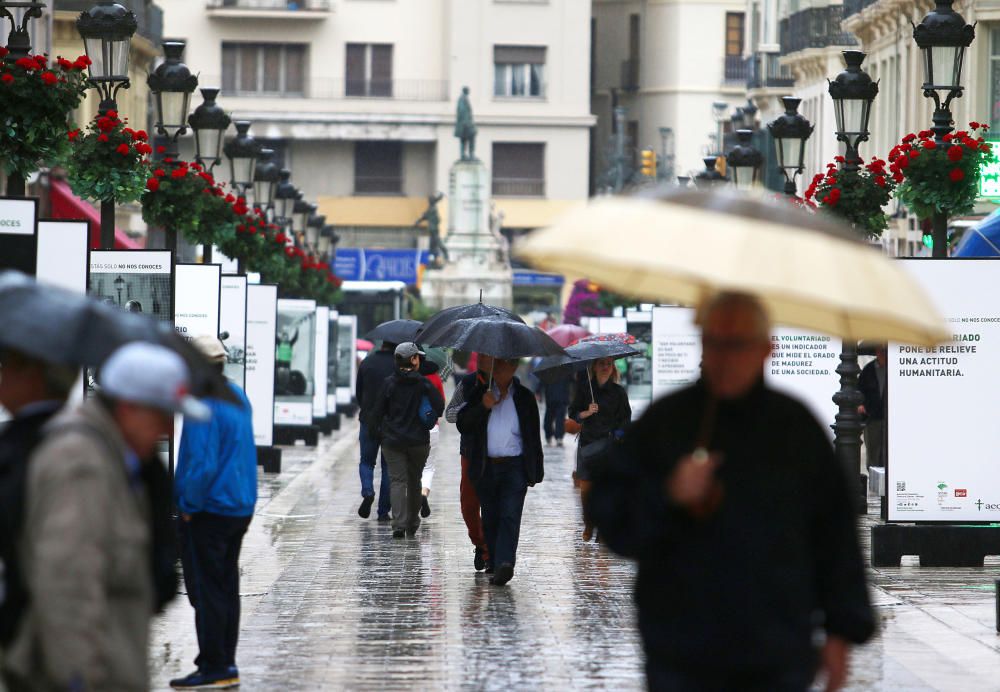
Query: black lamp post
113 274 124 304
148 40 197 159
1 0 43 60
742 99 759 130
726 130 763 190
273 170 298 226
188 87 230 172
914 0 975 257
694 157 727 187
291 198 312 243
767 96 814 197
318 224 338 263
252 148 280 212
305 213 324 253
75 1 136 115
223 121 261 198
828 51 878 172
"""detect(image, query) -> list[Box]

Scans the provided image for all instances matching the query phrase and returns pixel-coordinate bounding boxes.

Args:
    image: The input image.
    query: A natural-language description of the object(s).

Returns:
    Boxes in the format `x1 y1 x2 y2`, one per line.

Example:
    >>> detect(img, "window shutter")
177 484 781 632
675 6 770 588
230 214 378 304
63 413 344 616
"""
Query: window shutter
493 45 546 65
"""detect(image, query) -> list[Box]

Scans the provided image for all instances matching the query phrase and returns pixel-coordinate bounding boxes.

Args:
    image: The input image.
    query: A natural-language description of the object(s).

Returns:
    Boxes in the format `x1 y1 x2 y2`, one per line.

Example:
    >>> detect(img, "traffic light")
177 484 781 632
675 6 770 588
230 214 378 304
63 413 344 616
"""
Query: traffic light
640 149 657 178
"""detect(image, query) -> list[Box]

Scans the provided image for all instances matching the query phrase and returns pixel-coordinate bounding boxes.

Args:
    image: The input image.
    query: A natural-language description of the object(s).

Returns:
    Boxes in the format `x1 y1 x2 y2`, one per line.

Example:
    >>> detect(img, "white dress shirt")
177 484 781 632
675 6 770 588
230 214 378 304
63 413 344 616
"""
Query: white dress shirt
486 384 523 457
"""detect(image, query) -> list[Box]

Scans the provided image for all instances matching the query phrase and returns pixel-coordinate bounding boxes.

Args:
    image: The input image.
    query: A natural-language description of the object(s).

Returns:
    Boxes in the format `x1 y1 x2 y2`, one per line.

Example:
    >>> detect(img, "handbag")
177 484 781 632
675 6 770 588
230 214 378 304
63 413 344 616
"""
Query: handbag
578 436 613 474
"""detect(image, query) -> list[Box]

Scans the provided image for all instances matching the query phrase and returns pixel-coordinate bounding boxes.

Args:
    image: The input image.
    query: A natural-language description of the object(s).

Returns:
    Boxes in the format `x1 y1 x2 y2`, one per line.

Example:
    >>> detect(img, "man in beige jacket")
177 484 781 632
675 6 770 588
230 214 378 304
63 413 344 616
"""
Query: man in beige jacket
3 343 209 692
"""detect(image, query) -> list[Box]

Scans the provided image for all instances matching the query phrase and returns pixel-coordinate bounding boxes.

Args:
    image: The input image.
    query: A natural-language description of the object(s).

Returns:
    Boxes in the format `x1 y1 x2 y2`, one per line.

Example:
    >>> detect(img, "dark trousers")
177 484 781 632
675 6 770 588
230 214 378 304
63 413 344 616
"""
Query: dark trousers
475 456 528 569
382 443 429 533
543 401 568 441
359 421 391 518
460 455 487 556
180 513 252 675
645 660 814 692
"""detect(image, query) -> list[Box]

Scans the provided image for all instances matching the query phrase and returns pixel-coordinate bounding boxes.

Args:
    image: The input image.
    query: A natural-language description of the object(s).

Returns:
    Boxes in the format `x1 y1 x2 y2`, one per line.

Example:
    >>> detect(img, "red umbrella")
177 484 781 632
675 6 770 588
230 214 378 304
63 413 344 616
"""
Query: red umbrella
356 338 374 351
545 324 590 348
573 332 637 346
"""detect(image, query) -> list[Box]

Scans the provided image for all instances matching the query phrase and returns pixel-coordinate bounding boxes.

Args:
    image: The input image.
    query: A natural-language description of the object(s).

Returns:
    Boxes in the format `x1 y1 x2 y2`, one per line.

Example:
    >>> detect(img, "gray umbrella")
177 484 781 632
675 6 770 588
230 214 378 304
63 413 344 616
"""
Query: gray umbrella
364 318 423 344
419 314 565 359
533 340 641 385
416 302 524 345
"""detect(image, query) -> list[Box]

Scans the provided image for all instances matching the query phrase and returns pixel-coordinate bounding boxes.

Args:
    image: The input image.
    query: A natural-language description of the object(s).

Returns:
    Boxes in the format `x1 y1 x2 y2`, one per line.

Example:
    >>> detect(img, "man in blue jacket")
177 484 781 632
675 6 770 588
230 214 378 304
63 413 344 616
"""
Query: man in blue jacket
171 336 258 690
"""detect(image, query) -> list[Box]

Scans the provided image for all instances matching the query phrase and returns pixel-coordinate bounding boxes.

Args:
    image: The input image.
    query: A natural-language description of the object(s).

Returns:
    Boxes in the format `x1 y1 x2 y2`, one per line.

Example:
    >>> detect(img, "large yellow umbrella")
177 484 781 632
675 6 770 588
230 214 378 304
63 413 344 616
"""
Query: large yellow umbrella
516 188 948 347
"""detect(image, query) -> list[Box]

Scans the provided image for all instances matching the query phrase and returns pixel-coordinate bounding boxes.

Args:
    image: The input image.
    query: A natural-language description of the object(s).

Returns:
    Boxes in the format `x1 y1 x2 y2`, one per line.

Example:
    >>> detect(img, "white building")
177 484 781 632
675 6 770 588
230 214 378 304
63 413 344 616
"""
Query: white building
163 0 594 251
591 0 749 185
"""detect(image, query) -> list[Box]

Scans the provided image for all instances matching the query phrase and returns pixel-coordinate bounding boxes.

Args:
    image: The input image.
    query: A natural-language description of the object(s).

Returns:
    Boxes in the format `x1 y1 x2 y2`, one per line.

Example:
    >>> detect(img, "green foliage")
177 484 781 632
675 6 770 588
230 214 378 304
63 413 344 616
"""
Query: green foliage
63 110 152 203
142 160 231 240
805 157 896 239
0 50 89 178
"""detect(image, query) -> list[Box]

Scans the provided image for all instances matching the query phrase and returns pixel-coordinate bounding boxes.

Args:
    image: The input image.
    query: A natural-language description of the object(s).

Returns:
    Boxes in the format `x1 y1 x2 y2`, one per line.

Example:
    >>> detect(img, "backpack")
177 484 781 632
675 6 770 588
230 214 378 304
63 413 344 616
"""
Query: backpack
419 394 438 430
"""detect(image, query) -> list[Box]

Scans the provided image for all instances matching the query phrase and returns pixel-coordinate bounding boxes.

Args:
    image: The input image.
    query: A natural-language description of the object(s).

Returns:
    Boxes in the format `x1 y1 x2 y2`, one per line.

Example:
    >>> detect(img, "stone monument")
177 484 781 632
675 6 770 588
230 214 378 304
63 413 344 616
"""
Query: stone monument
421 87 513 310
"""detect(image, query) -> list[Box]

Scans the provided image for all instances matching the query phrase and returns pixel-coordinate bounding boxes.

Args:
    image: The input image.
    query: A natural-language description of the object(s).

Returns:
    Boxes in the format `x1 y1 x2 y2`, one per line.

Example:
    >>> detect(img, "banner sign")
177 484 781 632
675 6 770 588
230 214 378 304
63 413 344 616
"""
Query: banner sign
220 275 248 389
651 306 701 401
336 314 358 406
37 220 88 292
327 309 340 414
888 259 1000 522
0 196 38 275
513 270 564 287
313 306 329 419
333 248 429 283
246 284 277 447
766 328 840 440
173 264 221 455
275 298 317 426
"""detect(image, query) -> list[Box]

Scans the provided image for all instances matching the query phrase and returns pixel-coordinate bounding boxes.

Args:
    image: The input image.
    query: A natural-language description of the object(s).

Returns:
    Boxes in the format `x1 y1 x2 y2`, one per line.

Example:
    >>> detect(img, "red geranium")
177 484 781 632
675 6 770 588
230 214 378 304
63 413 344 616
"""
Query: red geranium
115 143 130 155
949 168 965 182
97 134 109 143
947 145 963 162
922 140 937 150
1 74 13 85
40 71 58 86
171 167 187 179
146 178 160 192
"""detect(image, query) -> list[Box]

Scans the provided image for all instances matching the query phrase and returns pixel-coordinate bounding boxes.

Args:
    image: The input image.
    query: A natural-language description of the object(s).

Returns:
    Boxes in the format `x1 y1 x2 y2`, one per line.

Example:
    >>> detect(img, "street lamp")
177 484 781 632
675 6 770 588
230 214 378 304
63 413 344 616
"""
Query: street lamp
1 0 43 60
712 100 728 156
318 224 338 262
726 130 763 190
292 199 312 239
743 99 759 130
113 274 124 304
305 213 324 252
273 170 298 225
148 40 198 159
767 96 814 196
75 1 136 114
223 120 262 197
188 87 230 172
828 51 878 171
694 157 727 187
252 148 280 211
913 0 975 257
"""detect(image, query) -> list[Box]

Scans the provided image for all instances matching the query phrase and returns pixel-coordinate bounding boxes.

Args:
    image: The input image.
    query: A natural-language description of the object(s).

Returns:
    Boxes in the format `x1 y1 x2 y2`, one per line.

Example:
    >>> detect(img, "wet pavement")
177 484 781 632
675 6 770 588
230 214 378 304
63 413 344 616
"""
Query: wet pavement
150 417 1000 691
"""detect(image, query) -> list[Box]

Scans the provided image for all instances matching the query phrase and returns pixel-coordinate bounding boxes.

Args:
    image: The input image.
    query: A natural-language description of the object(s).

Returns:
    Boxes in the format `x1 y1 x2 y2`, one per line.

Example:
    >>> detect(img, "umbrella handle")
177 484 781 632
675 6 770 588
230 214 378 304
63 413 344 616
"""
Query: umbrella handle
587 368 595 403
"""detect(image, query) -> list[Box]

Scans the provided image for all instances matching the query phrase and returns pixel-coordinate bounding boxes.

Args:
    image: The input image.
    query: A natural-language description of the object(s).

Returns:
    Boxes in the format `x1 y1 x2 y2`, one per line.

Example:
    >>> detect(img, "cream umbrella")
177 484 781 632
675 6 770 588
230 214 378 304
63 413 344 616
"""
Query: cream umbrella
516 187 948 347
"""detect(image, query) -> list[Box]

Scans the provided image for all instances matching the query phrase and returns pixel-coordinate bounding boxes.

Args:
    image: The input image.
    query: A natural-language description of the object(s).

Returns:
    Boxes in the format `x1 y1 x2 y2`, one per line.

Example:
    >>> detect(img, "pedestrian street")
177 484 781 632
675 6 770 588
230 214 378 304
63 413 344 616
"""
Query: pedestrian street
150 415 1000 691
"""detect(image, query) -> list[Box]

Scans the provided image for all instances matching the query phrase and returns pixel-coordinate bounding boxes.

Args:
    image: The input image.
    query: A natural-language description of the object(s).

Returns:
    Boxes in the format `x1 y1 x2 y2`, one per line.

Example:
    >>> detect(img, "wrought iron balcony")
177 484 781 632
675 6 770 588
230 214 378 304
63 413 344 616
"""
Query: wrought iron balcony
724 54 750 84
843 0 880 19
747 52 795 89
779 5 858 56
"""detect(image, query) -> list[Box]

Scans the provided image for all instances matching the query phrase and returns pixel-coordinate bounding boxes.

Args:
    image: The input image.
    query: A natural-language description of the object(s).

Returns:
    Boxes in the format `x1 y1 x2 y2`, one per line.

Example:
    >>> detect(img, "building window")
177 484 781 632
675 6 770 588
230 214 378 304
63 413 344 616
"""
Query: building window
725 12 745 57
493 45 546 98
492 143 545 196
354 141 402 194
346 43 393 97
222 43 306 96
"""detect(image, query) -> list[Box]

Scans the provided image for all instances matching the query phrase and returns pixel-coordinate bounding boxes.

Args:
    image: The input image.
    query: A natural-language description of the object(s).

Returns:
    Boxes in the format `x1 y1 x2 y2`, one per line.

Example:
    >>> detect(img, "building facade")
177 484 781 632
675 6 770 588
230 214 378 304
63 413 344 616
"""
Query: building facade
164 0 593 257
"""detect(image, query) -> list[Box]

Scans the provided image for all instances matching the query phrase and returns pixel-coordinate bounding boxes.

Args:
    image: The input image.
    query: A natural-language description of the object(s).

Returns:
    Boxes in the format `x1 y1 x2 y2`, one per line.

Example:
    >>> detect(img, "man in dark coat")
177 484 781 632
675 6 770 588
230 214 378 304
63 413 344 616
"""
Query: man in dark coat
587 292 875 691
858 345 887 470
355 341 397 520
457 357 543 586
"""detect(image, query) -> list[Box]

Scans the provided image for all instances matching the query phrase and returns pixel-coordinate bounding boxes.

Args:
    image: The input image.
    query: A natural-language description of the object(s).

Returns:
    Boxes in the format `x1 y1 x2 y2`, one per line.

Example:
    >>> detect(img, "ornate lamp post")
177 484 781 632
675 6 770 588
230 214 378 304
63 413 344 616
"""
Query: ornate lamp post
913 0 975 257
742 99 759 130
252 148 280 212
273 170 298 227
75 1 136 115
188 87 230 172
1 0 43 60
223 120 261 198
767 96 814 197
305 212 324 254
291 198 312 244
726 130 763 190
829 51 878 172
148 40 197 159
318 224 339 264
694 157 727 187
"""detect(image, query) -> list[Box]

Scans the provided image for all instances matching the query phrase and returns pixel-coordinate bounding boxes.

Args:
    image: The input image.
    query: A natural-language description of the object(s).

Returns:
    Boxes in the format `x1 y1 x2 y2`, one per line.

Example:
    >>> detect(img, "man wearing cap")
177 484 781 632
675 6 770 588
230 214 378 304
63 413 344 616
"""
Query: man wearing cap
170 337 258 690
369 343 444 538
355 340 398 520
4 342 208 692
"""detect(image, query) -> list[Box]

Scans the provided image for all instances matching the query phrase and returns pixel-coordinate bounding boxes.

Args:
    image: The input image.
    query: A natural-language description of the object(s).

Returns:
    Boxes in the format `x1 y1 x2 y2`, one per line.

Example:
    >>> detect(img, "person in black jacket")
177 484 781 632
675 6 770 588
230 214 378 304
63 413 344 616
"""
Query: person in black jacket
369 343 445 539
456 357 543 586
542 377 571 447
858 345 887 470
587 293 874 692
355 341 397 520
569 357 631 542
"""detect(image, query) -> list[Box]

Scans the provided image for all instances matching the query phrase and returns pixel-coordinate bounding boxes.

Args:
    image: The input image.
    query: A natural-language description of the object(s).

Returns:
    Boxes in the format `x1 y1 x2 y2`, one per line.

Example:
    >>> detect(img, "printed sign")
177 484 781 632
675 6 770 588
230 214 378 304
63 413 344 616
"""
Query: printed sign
313 306 329 419
766 328 841 440
333 248 430 283
651 306 701 401
220 275 248 389
275 298 317 426
37 220 88 292
327 309 340 414
0 196 38 275
336 315 358 406
246 284 277 447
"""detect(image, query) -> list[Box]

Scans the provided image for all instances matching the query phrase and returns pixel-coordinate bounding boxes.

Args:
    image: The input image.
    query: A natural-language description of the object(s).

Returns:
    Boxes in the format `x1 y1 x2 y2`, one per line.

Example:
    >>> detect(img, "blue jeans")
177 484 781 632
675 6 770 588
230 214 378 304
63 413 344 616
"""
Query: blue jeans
475 456 528 569
359 422 391 518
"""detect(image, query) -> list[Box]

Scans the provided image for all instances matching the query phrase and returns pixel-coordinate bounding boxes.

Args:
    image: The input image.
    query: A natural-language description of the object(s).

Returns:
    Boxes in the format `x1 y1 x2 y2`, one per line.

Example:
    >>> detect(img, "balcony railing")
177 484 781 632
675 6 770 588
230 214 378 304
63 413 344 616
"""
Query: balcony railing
353 176 403 195
843 0 880 19
747 52 794 89
203 76 450 101
620 59 639 92
207 0 331 10
492 178 545 197
723 54 750 84
779 5 858 56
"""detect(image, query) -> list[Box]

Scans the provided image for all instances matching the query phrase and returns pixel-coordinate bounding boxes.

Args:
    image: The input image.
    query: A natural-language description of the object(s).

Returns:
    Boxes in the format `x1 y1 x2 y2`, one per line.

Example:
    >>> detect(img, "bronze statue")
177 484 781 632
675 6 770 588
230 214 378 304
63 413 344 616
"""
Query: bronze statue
455 87 477 161
415 192 448 267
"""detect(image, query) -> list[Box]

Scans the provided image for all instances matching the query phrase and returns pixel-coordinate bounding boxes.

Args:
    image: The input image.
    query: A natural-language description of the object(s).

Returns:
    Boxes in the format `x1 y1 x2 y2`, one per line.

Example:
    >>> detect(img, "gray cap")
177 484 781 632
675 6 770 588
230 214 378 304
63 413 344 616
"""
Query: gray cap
394 342 425 360
99 342 211 421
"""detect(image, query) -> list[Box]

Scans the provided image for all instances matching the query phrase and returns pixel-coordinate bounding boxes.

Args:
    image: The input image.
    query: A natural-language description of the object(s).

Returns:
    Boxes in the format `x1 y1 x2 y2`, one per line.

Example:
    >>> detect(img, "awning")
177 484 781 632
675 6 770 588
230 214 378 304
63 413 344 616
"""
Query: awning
49 179 142 250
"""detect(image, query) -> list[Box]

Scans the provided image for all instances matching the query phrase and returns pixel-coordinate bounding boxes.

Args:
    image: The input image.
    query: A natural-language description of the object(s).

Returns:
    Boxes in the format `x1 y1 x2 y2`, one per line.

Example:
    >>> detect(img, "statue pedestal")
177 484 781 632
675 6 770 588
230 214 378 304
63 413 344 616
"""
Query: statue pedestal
422 159 513 310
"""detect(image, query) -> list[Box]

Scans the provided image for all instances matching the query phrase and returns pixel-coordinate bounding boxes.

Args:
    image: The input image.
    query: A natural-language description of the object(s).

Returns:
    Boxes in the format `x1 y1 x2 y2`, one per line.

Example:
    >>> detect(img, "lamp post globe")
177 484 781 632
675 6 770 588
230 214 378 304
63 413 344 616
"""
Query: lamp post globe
223 120 262 196
273 170 297 224
694 156 727 188
828 51 878 171
767 96 814 196
742 99 759 130
726 129 763 190
292 198 311 237
318 225 334 258
1 0 44 60
75 1 136 113
252 148 280 211
306 212 324 250
188 87 230 172
913 0 974 142
147 40 198 154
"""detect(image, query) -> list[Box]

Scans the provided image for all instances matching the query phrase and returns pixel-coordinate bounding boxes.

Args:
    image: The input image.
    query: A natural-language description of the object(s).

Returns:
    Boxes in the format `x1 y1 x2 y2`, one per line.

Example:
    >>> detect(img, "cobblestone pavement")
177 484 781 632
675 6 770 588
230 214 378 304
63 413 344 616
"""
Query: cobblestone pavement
150 417 1000 691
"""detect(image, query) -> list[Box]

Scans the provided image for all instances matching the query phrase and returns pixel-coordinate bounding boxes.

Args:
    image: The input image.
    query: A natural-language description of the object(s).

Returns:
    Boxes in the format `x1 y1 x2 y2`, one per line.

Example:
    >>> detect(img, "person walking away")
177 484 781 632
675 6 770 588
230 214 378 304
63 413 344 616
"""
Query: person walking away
170 337 258 690
446 355 493 571
858 345 887 471
456 358 544 586
419 358 446 519
355 341 397 520
369 343 444 538
569 357 631 542
587 292 874 691
3 343 209 692
542 378 571 447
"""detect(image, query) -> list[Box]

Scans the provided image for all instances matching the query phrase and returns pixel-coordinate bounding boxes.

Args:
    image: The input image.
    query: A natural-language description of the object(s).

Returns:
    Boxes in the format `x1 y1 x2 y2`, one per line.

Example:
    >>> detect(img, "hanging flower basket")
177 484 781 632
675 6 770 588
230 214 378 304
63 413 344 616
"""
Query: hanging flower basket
1 49 90 178
142 159 235 245
804 156 897 239
63 110 152 203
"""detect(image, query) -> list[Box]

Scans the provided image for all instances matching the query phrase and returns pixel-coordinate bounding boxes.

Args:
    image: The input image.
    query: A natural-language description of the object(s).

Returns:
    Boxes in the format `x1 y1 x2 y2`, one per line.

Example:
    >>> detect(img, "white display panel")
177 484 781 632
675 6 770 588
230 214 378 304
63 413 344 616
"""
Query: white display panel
765 328 841 441
313 306 329 419
888 259 1000 522
246 284 277 447
220 275 248 389
336 315 358 406
36 220 88 291
275 298 317 426
327 309 339 414
651 306 701 401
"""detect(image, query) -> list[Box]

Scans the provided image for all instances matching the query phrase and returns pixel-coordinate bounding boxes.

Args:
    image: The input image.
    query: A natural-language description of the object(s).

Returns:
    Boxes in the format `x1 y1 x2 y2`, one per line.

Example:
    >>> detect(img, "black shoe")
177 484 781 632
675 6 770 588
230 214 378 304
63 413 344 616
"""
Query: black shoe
485 563 494 574
392 529 405 538
406 527 418 537
490 563 514 586
420 496 431 518
169 669 239 689
377 513 392 522
358 496 374 519
473 547 486 571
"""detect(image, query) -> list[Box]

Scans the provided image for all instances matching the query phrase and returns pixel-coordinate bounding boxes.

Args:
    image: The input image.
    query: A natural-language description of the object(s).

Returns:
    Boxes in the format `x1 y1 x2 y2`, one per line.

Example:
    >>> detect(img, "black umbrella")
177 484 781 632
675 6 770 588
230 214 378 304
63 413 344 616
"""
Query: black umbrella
420 315 564 359
364 318 423 344
533 340 642 385
416 302 523 346
0 271 235 403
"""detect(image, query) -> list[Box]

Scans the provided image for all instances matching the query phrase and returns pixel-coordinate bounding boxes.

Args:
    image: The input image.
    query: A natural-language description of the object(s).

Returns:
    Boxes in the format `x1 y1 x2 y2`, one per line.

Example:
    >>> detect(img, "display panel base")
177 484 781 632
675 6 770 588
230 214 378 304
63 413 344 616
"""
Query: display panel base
871 524 1000 567
274 424 320 447
256 446 282 474
317 413 341 435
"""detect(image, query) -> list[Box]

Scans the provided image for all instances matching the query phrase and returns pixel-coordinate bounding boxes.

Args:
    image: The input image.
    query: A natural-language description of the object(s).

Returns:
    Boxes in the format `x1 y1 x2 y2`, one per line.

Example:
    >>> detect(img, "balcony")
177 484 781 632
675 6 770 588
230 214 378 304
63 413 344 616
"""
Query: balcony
205 76 450 101
492 178 546 197
747 52 794 89
207 0 331 19
843 0 880 19
779 5 857 56
354 176 403 195
620 59 639 92
723 54 750 85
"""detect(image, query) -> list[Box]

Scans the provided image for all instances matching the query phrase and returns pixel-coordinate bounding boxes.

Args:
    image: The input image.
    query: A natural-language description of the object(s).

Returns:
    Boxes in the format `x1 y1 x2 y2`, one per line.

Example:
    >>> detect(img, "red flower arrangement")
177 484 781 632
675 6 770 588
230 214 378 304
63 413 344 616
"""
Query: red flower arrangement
804 156 898 238
63 111 152 203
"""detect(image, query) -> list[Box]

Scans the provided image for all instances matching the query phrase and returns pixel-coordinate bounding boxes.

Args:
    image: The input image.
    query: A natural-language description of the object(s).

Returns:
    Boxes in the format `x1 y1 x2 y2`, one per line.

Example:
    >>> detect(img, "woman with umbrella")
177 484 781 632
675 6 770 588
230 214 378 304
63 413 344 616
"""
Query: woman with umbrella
568 356 631 542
